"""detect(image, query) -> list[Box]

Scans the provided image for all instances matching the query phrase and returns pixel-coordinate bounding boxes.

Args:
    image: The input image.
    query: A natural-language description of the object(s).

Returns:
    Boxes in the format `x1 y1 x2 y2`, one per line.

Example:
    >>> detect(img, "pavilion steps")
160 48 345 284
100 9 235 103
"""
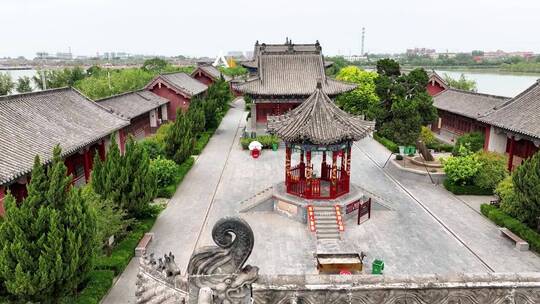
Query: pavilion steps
312 206 343 240
239 186 274 212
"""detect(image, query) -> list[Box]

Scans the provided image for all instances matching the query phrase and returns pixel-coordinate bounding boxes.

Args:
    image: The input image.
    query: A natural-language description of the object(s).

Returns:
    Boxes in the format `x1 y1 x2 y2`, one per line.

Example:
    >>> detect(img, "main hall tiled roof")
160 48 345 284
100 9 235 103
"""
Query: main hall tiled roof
0 88 129 185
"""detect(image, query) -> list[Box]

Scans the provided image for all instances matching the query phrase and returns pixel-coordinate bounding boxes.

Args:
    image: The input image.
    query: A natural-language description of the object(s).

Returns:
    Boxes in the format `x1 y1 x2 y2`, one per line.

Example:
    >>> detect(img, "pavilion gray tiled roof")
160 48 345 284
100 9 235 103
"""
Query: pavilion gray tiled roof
193 65 232 82
433 88 509 119
0 88 129 185
146 72 208 97
479 79 540 139
97 90 169 120
267 82 375 145
235 54 356 96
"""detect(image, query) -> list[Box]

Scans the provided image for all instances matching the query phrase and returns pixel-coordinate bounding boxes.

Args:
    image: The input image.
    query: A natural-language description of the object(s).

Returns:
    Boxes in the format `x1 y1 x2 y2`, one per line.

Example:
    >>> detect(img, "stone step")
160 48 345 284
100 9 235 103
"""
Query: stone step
316 217 337 222
316 234 340 240
314 207 335 211
316 223 339 228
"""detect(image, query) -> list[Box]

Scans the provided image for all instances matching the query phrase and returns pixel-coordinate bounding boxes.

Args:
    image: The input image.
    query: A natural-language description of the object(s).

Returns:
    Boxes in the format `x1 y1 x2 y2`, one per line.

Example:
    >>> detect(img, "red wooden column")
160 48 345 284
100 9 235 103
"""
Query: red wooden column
331 151 338 196
83 148 92 183
285 147 291 182
306 151 312 197
321 151 327 179
0 186 5 217
98 140 106 161
483 126 491 151
507 136 515 171
299 150 305 178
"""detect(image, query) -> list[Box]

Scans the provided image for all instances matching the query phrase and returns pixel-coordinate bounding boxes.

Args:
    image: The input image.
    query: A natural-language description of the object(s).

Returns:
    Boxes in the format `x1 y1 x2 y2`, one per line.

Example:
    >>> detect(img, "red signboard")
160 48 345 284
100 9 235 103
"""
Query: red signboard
346 199 361 214
357 198 371 225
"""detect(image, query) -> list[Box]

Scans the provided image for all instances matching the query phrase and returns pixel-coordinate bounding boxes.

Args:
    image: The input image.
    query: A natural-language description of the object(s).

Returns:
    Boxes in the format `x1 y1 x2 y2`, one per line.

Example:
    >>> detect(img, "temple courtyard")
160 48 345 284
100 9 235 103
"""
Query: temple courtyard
103 98 540 303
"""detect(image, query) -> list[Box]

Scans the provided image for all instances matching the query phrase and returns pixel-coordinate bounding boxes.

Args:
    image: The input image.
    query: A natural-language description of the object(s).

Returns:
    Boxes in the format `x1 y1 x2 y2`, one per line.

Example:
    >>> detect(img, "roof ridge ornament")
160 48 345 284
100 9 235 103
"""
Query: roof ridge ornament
316 79 323 89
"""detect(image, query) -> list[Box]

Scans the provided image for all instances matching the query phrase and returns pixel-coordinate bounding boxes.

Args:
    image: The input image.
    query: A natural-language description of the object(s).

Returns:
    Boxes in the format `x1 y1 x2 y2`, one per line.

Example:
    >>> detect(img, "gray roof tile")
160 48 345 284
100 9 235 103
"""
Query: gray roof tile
0 88 129 185
97 90 169 119
479 80 540 139
433 89 509 119
146 72 208 97
267 84 375 145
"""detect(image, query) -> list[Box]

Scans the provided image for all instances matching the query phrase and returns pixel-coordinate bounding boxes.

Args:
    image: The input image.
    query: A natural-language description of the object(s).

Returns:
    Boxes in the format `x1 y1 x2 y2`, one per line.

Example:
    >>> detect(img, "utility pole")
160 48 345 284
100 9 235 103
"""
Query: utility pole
361 27 365 56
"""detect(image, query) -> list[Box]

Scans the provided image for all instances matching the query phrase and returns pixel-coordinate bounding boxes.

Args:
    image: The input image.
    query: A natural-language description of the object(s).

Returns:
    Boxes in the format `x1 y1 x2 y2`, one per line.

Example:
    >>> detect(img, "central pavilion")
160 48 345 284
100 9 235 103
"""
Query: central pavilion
267 81 375 201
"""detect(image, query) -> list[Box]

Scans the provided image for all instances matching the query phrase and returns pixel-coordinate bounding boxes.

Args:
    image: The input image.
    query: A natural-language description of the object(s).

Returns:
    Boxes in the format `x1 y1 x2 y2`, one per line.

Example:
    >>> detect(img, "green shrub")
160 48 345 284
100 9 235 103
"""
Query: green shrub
194 131 213 155
419 126 436 146
443 179 493 195
497 176 518 215
373 133 399 153
156 157 194 198
427 140 454 152
140 137 165 160
240 135 280 150
74 270 115 304
150 157 179 188
452 132 484 156
512 152 540 227
474 151 508 191
95 216 158 274
481 204 540 252
442 152 480 186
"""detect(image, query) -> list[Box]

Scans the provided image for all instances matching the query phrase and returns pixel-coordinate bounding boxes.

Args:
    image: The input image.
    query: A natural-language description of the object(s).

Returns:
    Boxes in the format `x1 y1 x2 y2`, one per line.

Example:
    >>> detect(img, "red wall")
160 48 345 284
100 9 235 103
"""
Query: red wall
427 83 445 96
150 85 191 120
256 103 299 123
193 73 214 86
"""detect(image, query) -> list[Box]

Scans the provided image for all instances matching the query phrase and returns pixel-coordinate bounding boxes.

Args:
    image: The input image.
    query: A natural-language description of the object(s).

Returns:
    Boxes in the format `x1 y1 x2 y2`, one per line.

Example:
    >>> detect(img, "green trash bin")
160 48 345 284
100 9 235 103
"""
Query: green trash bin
407 146 416 156
372 259 384 275
272 143 278 151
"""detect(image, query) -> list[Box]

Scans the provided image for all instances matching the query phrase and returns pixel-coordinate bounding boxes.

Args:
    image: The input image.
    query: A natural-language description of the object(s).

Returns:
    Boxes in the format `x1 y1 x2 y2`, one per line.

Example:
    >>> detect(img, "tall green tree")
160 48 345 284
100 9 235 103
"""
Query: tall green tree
0 73 14 95
121 137 157 218
512 152 540 228
0 147 97 301
335 66 380 119
376 58 401 77
165 111 194 164
91 134 126 208
32 67 86 90
188 99 206 136
142 57 169 73
16 76 33 93
443 73 477 91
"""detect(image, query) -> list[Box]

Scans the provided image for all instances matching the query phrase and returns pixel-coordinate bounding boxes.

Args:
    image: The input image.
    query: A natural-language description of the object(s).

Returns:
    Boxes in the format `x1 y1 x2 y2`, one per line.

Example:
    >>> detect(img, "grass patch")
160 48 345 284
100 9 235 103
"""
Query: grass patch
427 140 454 153
481 204 540 253
443 179 493 195
373 133 399 153
73 270 115 304
157 157 195 198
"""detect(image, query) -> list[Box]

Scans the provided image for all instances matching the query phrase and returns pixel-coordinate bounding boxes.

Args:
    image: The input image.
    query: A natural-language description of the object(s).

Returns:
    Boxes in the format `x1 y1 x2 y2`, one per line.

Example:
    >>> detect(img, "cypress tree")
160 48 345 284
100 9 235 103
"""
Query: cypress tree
92 134 126 209
90 152 104 194
122 137 157 218
0 147 97 301
512 152 540 227
165 111 194 164
188 99 206 136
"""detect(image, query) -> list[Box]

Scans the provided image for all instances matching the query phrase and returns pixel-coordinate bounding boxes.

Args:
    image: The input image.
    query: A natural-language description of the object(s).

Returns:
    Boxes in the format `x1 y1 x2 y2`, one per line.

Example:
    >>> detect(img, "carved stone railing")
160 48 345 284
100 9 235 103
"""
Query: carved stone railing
136 216 540 304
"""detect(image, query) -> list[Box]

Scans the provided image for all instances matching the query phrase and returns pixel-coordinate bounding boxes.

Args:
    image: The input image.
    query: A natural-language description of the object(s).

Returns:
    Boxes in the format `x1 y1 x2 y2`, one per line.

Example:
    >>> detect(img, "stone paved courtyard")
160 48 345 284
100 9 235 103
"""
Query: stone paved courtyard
103 99 540 303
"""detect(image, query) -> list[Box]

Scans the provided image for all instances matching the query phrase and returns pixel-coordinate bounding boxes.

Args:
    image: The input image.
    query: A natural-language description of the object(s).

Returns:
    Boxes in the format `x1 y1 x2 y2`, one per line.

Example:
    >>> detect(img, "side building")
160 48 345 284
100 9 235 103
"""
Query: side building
97 90 170 149
480 80 540 170
235 40 356 130
431 88 509 144
191 64 231 86
0 88 129 213
145 72 208 120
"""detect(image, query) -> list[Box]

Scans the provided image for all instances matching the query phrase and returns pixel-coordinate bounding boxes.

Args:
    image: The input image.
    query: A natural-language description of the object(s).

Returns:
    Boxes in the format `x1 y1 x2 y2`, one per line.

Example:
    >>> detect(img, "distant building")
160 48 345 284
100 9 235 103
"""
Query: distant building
145 72 208 120
191 64 231 86
55 52 73 60
406 48 436 57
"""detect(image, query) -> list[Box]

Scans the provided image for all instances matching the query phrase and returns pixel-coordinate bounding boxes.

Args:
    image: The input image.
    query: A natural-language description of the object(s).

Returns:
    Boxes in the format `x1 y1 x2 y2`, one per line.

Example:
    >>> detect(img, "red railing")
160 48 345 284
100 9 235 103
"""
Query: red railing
286 168 350 199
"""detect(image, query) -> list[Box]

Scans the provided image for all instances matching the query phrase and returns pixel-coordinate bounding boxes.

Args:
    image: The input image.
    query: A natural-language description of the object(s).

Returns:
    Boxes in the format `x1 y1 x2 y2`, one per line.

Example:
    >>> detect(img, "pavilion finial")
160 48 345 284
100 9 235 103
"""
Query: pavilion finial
316 78 323 89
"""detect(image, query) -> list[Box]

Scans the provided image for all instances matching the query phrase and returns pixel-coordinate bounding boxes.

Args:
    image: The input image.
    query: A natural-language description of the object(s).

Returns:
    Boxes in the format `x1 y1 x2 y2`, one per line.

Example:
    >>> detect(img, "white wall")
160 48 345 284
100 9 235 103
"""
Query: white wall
487 126 507 154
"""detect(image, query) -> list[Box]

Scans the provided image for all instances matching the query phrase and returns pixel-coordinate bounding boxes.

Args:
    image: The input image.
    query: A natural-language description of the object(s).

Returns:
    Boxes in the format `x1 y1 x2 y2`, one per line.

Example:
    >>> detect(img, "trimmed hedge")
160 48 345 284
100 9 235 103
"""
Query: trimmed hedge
193 131 213 155
95 216 158 274
443 179 493 195
427 141 454 153
240 135 280 150
481 204 540 253
373 133 399 153
74 270 115 304
157 157 195 198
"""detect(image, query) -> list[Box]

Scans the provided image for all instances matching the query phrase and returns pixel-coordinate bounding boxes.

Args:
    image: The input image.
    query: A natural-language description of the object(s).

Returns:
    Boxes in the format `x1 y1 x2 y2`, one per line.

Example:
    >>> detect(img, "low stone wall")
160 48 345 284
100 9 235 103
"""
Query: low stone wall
252 273 540 304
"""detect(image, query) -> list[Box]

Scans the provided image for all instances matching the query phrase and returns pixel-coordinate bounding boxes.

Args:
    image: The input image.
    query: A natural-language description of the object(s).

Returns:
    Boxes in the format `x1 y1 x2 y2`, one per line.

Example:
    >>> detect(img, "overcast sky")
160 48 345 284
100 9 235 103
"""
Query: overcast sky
2 0 539 58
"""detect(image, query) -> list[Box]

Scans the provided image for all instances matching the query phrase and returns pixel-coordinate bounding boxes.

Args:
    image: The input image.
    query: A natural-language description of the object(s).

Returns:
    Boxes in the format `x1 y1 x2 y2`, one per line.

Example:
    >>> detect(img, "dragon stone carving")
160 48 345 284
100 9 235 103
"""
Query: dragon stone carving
188 217 259 304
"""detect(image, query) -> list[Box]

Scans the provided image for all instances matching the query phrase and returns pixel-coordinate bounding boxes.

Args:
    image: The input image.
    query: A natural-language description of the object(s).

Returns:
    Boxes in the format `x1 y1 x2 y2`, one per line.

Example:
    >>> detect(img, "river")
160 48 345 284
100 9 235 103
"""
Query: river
1 68 539 97
435 70 539 97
